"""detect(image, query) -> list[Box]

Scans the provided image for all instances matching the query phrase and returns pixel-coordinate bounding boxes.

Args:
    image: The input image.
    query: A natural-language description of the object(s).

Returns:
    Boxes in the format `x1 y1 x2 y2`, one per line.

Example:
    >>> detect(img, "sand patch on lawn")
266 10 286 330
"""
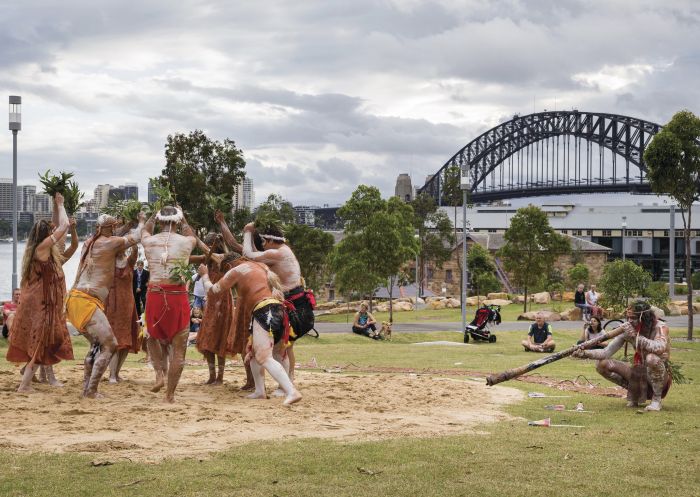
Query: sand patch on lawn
0 365 522 462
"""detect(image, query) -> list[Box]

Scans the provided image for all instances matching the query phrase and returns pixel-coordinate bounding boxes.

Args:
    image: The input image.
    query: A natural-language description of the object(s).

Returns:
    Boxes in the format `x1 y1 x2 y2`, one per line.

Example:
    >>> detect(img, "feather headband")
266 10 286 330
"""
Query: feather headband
156 207 184 224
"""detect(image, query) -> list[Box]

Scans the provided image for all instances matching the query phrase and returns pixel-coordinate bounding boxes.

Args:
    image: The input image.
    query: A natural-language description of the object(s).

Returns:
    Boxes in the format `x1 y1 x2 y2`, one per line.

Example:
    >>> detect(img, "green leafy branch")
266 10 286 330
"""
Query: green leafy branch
38 170 85 215
169 259 195 285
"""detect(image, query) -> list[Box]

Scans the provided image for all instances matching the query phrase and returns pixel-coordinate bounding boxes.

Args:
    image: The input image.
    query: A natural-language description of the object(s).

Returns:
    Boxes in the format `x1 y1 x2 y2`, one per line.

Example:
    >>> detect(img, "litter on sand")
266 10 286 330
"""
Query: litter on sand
528 417 584 428
528 392 572 398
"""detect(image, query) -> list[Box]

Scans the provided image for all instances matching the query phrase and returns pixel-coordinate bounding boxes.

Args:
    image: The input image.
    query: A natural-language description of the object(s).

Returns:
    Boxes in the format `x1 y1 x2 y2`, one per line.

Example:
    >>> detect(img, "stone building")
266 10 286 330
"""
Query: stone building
414 232 611 298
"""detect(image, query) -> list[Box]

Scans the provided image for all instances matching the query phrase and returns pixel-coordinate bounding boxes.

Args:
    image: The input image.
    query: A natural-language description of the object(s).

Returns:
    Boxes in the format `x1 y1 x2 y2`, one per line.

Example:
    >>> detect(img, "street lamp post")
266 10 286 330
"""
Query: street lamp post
460 165 470 334
621 216 627 262
9 96 21 292
670 205 675 298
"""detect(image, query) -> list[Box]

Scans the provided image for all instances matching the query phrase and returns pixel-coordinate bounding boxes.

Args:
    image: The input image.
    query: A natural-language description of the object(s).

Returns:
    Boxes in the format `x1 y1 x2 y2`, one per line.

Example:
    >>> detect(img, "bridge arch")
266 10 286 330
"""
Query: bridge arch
419 111 663 204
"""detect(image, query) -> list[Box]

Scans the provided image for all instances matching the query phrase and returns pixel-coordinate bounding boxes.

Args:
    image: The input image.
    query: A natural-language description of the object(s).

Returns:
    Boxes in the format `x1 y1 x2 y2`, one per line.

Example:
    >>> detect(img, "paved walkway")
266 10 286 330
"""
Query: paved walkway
315 315 691 334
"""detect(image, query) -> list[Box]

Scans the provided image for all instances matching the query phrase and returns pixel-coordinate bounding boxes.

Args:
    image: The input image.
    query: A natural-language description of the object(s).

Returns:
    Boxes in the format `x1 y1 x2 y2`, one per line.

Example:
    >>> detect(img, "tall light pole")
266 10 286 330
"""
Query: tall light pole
460 164 470 333
9 96 21 292
670 205 675 298
621 216 627 262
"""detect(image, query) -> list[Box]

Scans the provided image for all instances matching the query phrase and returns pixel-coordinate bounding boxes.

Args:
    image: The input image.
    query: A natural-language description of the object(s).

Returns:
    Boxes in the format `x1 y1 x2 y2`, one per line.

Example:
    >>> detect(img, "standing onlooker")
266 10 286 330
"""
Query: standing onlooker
192 273 207 310
133 260 149 317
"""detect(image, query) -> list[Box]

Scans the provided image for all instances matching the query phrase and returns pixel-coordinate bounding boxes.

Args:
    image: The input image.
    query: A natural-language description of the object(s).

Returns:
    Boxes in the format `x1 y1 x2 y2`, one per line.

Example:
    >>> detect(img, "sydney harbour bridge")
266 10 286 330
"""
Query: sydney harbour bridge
418 110 661 203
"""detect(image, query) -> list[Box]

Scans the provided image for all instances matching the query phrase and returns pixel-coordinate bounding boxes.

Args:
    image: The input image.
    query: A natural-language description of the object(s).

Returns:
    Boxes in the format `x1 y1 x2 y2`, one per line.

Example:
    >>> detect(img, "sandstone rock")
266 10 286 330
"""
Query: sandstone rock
667 304 682 316
533 292 551 304
466 297 481 306
562 291 575 302
650 306 665 319
487 292 509 300
328 306 353 315
517 310 560 322
427 299 446 310
315 301 340 310
445 298 460 308
424 296 444 304
559 307 582 321
395 301 414 311
483 299 511 307
375 303 389 312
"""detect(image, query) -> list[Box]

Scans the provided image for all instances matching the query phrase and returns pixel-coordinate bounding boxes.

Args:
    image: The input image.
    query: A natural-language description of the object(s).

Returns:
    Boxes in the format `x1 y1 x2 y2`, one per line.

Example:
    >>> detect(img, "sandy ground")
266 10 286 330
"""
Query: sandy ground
0 364 522 463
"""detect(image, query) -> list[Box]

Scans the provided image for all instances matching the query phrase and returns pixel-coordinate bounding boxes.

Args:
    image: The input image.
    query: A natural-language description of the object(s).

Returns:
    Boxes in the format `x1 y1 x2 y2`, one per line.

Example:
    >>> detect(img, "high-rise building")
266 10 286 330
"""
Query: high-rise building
108 186 126 202
293 205 318 226
94 184 113 208
19 185 36 212
395 173 413 202
34 193 51 214
148 179 157 203
123 182 138 201
232 177 254 211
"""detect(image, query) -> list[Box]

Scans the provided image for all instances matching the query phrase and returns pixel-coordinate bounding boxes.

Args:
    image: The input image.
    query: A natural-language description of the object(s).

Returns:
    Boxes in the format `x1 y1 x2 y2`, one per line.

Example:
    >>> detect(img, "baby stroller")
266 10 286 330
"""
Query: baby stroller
464 304 501 343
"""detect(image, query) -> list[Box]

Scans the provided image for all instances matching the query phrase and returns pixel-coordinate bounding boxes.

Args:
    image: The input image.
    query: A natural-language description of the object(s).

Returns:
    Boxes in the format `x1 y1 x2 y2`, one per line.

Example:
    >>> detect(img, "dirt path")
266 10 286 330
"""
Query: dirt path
0 365 522 463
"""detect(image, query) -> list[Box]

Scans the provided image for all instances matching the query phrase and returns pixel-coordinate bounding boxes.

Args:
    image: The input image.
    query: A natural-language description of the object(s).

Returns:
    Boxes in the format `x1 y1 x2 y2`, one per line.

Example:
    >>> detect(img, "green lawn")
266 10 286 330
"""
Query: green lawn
316 302 572 323
0 328 698 497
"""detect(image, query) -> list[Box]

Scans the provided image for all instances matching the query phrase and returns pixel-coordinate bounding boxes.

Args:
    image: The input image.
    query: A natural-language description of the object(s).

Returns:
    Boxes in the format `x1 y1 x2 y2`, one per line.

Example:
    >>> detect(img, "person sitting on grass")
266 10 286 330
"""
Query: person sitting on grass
577 316 605 349
521 312 555 352
352 303 379 339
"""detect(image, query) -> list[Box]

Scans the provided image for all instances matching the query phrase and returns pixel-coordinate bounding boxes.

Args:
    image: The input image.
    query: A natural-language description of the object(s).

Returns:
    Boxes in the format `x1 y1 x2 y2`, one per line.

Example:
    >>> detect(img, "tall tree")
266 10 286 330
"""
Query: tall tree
159 130 246 232
255 194 296 225
644 110 700 339
467 242 501 296
331 186 418 317
286 224 335 292
410 193 455 297
598 259 668 313
442 164 465 304
498 205 571 311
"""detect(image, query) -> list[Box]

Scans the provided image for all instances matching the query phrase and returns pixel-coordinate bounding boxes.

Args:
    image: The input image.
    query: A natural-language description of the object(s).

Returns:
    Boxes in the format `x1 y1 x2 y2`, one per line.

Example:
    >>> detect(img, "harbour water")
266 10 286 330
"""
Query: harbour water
0 241 82 301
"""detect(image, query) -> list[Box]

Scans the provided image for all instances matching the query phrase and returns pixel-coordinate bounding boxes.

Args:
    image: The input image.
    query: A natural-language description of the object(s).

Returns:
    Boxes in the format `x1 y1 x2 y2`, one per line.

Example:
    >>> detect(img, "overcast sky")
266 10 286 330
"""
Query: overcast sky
0 0 697 207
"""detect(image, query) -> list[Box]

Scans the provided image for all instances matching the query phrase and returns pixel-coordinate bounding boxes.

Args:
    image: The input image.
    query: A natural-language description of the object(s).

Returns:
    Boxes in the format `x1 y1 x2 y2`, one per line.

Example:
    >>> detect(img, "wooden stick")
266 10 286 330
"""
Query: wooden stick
486 324 627 386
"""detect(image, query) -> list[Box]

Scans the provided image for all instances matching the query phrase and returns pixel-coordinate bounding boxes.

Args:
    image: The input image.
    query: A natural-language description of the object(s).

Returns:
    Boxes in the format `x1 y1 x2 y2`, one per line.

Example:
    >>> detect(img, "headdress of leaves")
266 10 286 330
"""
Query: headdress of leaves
148 177 176 214
38 170 84 215
204 192 232 216
101 197 143 223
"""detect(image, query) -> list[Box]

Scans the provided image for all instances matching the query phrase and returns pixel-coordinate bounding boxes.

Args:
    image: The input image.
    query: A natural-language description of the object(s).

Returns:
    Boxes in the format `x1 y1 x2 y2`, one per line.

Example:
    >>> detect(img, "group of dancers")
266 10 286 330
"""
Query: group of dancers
5 193 314 405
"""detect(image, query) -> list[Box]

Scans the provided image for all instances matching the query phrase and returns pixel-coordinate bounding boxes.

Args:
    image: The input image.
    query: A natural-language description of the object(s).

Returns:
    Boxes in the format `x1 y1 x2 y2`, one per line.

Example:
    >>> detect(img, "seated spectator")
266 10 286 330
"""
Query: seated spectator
577 316 605 349
574 283 590 319
521 312 556 352
352 303 379 339
586 284 603 318
188 306 203 346
2 288 20 339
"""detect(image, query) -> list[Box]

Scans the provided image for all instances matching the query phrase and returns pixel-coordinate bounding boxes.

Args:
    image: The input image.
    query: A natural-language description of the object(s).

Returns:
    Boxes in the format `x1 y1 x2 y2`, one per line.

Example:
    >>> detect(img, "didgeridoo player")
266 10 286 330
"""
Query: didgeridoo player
486 320 628 388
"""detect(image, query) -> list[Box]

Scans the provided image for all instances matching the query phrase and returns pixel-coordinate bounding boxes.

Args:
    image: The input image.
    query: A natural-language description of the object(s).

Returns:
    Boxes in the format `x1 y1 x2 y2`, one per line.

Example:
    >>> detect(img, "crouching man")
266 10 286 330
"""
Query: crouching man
198 254 301 406
574 300 671 411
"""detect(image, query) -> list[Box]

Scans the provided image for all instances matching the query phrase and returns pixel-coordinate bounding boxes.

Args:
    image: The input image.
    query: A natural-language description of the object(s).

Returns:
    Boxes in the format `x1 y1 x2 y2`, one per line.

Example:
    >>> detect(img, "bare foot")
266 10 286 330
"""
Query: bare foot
151 374 165 393
283 389 302 406
48 379 64 387
272 388 285 398
212 378 223 386
246 392 268 400
17 384 34 393
241 382 255 391
163 394 175 404
84 391 105 399
203 377 215 385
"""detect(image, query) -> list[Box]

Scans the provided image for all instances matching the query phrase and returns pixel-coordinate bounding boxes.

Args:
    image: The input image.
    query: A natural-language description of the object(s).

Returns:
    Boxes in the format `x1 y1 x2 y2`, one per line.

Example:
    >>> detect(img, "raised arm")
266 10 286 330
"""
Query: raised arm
242 226 282 265
216 210 243 253
142 211 156 241
62 217 79 261
36 193 70 259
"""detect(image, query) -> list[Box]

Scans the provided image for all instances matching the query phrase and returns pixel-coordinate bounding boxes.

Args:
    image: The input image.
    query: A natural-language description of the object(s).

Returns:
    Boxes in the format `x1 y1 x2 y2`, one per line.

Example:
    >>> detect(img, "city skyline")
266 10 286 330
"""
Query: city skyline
0 1 697 206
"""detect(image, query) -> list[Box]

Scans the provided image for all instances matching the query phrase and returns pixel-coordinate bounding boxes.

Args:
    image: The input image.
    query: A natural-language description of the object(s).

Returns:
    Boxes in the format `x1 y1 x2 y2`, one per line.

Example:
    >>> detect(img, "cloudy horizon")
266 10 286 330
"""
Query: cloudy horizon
0 0 697 207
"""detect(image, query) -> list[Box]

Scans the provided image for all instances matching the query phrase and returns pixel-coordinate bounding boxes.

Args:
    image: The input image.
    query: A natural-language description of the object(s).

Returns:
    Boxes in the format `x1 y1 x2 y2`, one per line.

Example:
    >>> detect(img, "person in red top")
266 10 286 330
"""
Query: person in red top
2 288 21 338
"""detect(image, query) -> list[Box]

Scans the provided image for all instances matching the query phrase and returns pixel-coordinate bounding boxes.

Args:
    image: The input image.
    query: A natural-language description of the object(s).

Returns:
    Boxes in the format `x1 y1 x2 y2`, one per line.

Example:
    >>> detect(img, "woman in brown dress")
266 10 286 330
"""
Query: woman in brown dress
6 193 73 392
105 244 140 383
194 234 233 384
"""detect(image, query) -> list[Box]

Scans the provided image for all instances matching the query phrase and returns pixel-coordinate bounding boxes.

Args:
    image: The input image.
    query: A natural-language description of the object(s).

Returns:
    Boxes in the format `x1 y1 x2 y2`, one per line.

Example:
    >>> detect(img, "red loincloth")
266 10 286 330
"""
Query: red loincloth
146 284 190 342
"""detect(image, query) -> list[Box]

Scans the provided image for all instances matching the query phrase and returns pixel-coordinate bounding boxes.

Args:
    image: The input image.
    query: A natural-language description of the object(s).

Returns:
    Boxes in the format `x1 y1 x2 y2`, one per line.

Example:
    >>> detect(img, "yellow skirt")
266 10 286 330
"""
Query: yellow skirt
65 289 105 332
